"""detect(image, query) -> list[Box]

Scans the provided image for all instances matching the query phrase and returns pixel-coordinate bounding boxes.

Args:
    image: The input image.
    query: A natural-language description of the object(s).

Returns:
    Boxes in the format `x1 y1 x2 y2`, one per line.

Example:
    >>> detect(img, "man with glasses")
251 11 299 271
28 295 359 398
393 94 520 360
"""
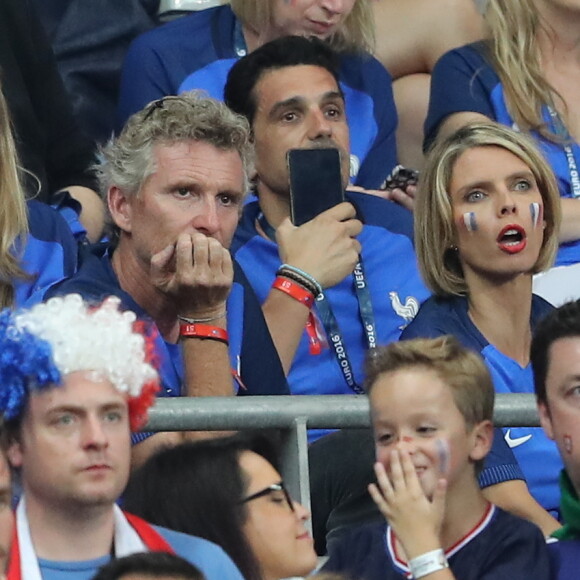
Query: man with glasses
43 93 288 466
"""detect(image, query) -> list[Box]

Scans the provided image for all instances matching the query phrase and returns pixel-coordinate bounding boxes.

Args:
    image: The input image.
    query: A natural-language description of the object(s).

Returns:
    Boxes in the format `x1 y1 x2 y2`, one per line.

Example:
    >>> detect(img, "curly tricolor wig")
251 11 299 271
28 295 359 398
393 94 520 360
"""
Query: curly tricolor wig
0 294 159 430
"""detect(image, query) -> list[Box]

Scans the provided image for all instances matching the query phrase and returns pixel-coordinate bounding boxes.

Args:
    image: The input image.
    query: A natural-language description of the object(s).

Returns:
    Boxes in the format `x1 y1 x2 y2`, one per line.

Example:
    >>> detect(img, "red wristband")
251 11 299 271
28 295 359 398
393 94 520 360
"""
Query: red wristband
272 276 315 309
179 323 229 345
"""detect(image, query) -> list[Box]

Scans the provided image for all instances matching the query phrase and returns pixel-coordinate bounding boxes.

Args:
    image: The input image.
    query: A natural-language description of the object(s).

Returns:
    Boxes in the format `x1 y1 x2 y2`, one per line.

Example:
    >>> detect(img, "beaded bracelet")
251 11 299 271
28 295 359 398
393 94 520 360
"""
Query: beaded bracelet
277 264 322 296
277 269 319 297
179 323 229 345
178 311 227 324
272 276 315 309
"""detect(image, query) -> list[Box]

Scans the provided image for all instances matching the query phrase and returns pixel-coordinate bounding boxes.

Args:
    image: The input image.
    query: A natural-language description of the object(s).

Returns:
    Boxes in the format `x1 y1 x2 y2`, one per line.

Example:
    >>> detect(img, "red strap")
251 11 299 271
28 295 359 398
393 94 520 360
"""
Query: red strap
124 512 176 553
6 513 175 580
305 313 322 355
272 276 314 309
7 525 20 580
179 323 229 344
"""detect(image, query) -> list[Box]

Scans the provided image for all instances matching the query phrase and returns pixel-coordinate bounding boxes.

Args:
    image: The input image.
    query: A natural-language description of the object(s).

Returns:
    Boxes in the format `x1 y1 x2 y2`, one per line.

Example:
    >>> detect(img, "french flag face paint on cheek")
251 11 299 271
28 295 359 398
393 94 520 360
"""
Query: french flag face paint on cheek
435 438 450 476
463 212 478 232
530 202 543 228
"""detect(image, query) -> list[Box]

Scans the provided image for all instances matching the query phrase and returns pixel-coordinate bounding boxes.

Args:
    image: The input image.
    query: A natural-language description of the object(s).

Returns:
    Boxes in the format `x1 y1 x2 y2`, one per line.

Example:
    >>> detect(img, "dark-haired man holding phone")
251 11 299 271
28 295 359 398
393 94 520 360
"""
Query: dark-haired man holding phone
228 35 427 406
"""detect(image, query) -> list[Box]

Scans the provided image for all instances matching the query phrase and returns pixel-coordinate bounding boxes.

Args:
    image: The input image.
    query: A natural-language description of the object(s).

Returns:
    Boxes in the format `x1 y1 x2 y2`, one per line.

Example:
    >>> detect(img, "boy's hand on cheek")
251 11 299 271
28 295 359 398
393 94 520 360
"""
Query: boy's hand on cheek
369 451 447 560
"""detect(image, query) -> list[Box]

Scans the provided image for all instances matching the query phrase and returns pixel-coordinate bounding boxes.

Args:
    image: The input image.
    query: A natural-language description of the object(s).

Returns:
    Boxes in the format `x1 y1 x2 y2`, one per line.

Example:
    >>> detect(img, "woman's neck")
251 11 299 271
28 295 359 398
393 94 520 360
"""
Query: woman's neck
536 1 580 67
242 23 276 54
464 273 533 366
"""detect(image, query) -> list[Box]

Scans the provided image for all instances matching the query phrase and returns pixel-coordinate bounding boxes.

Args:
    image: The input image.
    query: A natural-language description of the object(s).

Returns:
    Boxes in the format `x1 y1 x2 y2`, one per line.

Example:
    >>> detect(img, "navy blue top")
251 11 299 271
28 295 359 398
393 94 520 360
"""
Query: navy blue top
324 504 551 580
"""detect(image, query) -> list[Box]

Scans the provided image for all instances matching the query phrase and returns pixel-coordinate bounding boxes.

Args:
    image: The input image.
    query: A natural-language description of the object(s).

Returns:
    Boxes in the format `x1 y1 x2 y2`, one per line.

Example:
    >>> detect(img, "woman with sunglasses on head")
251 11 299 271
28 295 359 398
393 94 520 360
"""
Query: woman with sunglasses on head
402 121 563 536
123 432 318 580
426 0 580 304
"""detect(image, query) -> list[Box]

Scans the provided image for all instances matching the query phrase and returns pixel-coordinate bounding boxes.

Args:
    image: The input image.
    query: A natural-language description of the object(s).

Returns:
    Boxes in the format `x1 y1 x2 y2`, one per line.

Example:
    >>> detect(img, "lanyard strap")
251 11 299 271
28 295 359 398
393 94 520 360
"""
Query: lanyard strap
257 213 377 393
233 17 248 57
547 106 580 198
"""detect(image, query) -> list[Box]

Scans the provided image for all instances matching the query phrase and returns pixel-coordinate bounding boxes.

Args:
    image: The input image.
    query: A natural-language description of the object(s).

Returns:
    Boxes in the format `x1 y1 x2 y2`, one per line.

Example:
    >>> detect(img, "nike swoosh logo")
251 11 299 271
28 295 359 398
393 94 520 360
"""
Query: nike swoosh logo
504 429 532 448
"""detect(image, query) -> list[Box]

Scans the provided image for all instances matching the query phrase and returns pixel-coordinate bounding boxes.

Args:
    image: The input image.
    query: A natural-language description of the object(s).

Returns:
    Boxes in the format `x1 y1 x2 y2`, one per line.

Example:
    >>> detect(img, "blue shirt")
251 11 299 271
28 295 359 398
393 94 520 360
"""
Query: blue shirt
117 5 398 189
38 524 244 580
231 191 428 438
425 41 580 267
18 200 78 306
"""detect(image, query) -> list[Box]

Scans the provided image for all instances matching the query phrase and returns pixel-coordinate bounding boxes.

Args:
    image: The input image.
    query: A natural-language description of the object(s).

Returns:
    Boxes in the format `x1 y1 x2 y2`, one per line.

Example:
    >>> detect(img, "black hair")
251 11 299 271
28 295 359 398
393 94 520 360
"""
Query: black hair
224 35 342 125
92 552 205 580
531 299 580 404
123 431 282 580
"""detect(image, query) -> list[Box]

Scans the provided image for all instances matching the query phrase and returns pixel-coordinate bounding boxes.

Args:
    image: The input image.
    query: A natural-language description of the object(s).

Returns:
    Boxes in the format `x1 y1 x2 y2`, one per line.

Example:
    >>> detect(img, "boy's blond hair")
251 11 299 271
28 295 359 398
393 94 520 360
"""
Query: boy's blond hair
365 336 494 429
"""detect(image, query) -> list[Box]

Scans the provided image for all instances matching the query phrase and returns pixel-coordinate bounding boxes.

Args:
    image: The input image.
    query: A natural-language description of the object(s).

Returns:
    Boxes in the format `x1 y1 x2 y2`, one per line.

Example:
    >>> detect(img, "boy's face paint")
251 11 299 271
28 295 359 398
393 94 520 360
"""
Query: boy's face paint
435 438 450 476
462 211 478 232
530 202 543 228
370 368 488 499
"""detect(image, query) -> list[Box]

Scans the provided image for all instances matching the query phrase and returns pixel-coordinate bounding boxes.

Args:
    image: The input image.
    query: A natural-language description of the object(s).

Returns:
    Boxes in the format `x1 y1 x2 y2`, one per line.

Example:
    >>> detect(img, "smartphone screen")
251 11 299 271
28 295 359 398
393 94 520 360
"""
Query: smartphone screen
287 148 345 226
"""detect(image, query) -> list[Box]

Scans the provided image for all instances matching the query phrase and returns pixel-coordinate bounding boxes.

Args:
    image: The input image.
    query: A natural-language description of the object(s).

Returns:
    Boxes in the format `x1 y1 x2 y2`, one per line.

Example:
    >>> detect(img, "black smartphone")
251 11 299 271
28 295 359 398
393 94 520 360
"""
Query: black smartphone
380 164 419 191
287 148 345 226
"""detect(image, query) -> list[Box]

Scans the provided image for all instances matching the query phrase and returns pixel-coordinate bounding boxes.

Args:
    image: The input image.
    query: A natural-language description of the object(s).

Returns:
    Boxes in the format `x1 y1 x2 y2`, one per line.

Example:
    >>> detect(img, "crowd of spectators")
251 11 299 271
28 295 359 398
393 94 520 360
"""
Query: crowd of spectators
0 1 580 579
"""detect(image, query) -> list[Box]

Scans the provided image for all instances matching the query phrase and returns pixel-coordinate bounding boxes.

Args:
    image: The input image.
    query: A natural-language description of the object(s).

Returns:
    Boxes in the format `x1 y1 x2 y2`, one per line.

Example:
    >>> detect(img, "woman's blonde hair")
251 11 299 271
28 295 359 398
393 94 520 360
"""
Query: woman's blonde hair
484 0 566 142
0 83 28 309
230 0 374 53
416 122 561 296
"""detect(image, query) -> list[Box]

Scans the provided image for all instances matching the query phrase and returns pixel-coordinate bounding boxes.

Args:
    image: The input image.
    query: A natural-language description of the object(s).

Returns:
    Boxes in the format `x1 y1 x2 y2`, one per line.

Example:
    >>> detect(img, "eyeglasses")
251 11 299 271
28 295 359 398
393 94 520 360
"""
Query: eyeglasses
240 482 295 512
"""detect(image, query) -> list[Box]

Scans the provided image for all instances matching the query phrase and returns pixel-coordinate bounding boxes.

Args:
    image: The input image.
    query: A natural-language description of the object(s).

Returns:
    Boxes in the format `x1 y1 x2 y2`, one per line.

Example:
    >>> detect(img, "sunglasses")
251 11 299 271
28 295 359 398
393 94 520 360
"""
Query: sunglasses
142 95 188 122
240 481 295 512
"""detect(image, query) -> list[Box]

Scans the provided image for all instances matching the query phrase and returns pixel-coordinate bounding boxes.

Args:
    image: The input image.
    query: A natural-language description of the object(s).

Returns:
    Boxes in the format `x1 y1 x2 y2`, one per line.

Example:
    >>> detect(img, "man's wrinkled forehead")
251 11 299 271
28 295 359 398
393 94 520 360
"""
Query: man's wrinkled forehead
253 65 345 119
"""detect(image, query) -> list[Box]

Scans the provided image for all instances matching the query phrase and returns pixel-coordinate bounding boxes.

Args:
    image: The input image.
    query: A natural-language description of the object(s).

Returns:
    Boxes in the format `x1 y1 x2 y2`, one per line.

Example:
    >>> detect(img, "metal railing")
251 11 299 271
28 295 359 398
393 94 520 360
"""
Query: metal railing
144 394 541 514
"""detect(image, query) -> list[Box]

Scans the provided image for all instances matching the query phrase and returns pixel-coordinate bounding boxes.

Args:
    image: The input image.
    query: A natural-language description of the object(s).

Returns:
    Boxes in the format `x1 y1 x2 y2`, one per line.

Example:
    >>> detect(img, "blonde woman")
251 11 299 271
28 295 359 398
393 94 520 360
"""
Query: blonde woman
425 0 580 304
117 0 397 190
403 121 562 536
0 84 77 308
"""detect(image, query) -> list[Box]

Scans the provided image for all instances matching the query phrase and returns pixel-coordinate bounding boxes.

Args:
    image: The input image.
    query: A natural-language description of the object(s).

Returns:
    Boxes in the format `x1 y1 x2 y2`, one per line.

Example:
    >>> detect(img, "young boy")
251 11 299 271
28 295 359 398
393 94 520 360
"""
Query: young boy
323 336 550 579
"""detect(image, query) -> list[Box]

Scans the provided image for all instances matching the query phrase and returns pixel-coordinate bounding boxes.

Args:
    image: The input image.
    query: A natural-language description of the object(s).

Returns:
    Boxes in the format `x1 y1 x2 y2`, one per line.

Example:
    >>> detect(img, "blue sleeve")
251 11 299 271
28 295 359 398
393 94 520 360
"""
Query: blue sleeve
424 43 497 150
479 429 525 488
18 201 79 306
117 34 176 130
347 190 414 243
353 58 398 189
155 526 245 580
